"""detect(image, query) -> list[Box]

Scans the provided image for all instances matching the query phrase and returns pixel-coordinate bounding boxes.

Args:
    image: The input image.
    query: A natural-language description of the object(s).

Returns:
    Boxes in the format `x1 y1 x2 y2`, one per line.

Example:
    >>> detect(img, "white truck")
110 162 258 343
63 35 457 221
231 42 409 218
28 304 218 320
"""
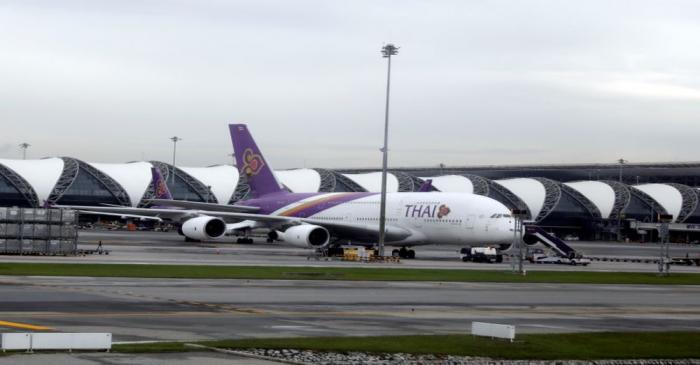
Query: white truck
529 252 591 266
460 246 503 263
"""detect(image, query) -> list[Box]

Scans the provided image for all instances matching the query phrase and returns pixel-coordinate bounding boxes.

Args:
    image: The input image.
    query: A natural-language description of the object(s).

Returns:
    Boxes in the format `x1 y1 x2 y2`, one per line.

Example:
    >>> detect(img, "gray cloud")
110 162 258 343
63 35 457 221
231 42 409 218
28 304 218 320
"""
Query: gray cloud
0 143 13 155
1 0 699 168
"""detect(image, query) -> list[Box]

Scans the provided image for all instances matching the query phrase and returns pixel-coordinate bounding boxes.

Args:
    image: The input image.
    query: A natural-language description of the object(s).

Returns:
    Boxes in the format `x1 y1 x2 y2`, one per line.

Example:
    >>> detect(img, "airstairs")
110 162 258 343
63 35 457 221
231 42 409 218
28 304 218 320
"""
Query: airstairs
524 225 580 259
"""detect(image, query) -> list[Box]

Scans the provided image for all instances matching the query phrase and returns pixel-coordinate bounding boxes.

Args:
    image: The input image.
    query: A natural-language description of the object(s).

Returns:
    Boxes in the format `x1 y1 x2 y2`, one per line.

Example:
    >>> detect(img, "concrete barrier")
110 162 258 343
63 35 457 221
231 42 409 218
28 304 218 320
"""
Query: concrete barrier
471 322 515 342
1 333 111 352
1 333 31 351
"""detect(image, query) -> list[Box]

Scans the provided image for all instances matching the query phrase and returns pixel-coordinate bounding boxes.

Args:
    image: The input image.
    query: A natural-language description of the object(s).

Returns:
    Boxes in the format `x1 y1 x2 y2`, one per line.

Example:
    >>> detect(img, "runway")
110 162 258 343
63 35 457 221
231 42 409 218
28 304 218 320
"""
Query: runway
0 230 699 343
1 275 699 342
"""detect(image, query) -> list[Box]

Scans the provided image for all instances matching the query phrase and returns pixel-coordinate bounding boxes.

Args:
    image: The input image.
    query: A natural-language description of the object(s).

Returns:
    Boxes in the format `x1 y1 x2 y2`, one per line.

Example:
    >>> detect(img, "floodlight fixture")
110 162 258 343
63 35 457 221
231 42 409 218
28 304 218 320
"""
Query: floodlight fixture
170 136 182 184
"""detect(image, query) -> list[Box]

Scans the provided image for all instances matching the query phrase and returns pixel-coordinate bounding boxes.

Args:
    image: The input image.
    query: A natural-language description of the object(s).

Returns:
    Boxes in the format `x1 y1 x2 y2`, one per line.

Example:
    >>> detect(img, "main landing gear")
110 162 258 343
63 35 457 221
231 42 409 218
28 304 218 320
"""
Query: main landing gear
266 231 278 243
392 247 416 259
236 237 254 244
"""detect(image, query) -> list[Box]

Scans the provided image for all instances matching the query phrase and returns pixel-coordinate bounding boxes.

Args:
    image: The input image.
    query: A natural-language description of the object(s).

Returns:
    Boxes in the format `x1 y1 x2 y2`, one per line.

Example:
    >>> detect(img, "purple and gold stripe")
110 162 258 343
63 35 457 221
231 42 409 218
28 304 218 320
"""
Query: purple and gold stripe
277 192 377 218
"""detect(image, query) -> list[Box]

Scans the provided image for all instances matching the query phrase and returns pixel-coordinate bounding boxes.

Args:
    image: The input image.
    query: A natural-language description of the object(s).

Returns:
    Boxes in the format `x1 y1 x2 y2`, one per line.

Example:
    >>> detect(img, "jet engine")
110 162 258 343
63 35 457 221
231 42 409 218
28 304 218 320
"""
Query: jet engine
181 216 227 241
280 225 330 248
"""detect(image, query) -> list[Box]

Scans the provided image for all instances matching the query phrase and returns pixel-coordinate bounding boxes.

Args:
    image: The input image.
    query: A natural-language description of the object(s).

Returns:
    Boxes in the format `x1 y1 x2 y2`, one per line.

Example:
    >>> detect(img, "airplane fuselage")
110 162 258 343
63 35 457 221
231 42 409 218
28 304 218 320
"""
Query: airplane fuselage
241 191 514 246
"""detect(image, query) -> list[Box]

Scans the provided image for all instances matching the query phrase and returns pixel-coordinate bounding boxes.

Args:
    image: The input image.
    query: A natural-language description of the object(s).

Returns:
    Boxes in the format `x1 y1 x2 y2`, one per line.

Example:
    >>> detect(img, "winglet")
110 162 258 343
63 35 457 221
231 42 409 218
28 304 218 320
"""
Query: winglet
229 124 284 198
151 167 173 200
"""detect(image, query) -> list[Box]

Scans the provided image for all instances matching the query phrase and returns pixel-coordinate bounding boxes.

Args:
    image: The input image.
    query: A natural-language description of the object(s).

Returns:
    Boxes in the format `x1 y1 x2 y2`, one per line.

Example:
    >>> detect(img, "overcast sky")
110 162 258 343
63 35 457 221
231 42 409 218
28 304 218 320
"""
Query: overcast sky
1 0 699 169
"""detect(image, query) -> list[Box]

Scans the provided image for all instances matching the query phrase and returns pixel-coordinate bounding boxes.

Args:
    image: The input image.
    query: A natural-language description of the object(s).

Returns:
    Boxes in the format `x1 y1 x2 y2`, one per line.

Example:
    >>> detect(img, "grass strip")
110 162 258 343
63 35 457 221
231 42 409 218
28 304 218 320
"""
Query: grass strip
0 262 699 285
112 332 700 360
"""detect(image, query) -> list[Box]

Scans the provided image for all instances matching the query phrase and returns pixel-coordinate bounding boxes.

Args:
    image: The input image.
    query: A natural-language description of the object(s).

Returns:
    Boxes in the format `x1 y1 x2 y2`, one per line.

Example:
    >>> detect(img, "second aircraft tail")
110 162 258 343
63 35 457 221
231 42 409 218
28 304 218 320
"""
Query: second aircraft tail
151 167 173 200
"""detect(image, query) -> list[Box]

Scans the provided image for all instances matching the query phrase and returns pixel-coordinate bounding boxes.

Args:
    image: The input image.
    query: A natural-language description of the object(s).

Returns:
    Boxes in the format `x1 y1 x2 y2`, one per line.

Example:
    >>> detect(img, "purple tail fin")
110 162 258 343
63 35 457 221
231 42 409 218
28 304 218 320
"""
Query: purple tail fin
151 167 173 200
229 124 284 198
418 179 433 192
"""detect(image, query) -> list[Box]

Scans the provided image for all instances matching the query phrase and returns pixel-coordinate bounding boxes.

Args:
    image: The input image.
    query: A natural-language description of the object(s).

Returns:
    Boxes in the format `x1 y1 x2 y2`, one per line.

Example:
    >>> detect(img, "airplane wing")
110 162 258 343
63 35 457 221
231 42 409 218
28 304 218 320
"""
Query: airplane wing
210 211 413 242
77 210 164 222
147 199 260 213
54 205 195 221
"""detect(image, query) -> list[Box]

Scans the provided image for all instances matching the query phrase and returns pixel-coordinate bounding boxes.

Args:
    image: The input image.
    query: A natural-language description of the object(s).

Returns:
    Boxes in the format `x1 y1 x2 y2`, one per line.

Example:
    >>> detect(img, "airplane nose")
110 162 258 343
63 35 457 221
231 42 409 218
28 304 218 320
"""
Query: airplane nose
501 218 514 241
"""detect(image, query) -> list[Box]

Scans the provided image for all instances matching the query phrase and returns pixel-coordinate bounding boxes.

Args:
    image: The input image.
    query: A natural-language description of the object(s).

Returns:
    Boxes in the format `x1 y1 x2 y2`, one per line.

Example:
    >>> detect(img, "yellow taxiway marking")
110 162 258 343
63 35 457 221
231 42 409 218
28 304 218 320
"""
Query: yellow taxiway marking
0 320 53 331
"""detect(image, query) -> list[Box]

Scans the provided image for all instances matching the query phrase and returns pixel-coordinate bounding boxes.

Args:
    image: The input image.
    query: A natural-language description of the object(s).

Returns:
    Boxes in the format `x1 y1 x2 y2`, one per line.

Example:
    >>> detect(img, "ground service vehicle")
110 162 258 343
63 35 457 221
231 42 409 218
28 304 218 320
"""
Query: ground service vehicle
460 246 503 263
529 252 590 266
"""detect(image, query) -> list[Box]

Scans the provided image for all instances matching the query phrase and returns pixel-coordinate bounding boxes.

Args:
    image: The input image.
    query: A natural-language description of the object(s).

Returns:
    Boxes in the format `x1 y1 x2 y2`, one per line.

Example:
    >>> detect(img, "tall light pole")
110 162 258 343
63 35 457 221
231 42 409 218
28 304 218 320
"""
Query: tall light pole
19 143 30 160
617 158 627 183
617 158 627 241
511 209 528 275
378 43 399 258
170 136 181 184
658 214 673 276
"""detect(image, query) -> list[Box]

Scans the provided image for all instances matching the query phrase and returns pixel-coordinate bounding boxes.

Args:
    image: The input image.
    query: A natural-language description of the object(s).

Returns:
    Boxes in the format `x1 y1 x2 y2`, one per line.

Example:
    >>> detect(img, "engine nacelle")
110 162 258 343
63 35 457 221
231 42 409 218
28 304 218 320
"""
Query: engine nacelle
280 225 330 248
181 216 226 241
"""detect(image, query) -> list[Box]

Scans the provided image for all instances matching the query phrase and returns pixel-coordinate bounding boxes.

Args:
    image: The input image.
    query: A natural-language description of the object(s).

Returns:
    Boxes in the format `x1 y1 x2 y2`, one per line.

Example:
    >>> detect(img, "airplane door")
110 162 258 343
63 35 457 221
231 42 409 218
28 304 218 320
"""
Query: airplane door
397 198 407 224
395 199 404 218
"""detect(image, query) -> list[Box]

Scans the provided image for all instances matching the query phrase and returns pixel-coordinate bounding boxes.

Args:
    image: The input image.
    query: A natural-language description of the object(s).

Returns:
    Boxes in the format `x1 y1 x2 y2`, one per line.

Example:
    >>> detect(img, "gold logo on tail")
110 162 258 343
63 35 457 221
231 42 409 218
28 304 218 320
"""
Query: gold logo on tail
242 148 265 176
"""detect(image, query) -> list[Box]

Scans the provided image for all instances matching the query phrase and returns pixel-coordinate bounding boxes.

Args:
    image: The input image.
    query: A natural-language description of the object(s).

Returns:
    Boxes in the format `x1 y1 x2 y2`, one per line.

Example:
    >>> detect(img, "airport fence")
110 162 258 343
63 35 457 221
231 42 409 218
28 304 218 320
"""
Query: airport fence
0 207 78 255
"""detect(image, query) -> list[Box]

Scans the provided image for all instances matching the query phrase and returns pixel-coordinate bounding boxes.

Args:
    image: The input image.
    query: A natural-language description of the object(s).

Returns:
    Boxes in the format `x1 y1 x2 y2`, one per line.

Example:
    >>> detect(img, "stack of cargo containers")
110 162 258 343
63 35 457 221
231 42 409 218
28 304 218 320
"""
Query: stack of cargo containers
0 208 78 255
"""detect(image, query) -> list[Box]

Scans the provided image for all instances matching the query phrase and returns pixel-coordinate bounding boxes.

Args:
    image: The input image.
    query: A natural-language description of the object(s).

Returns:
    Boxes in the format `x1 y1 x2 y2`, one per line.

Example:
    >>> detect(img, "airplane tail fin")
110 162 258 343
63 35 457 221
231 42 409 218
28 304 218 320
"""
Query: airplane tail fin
228 124 284 198
418 179 434 192
151 167 173 200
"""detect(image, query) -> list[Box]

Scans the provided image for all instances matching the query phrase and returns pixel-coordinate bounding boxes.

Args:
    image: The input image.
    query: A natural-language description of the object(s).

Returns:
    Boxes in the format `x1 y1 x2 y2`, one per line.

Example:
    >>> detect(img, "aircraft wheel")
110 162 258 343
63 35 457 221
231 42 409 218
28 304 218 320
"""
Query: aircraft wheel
399 247 408 258
391 249 400 258
407 250 416 259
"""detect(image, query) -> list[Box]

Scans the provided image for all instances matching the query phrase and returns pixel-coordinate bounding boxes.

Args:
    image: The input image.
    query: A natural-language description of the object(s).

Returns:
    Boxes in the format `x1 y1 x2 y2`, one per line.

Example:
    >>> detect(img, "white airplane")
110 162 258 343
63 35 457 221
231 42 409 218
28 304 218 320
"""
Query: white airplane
61 124 516 258
148 123 516 258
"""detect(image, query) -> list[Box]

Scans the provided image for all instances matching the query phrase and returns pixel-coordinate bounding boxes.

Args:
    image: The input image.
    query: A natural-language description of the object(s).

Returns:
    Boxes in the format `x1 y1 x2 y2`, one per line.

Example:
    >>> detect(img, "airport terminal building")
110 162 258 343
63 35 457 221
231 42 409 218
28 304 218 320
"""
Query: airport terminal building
2 157 700 242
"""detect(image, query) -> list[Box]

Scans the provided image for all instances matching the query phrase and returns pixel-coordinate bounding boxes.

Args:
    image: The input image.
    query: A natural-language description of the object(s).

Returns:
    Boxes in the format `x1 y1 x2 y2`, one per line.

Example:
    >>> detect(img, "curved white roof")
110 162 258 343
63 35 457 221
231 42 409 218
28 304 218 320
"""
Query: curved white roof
420 175 474 193
180 165 239 205
633 183 683 222
564 181 616 219
89 162 153 207
342 172 399 192
494 178 546 219
0 158 64 205
274 169 321 193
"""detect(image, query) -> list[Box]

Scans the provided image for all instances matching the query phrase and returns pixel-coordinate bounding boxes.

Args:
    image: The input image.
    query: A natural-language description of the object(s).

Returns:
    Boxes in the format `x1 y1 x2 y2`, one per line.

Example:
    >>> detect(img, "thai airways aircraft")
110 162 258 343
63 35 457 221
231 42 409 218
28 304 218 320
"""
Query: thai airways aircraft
149 124 515 258
63 124 515 258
